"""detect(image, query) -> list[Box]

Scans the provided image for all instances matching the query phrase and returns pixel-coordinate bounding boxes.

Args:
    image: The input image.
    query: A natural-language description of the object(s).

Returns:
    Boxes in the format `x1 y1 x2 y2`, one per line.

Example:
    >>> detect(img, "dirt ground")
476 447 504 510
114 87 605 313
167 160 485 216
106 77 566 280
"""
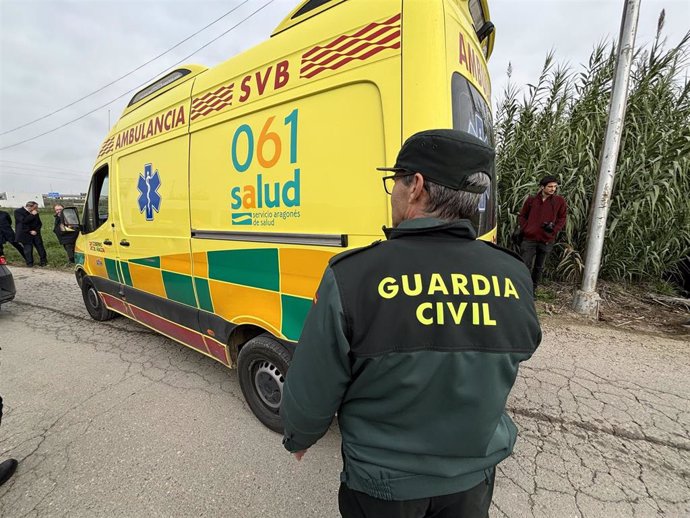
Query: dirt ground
535 281 690 337
1 268 689 516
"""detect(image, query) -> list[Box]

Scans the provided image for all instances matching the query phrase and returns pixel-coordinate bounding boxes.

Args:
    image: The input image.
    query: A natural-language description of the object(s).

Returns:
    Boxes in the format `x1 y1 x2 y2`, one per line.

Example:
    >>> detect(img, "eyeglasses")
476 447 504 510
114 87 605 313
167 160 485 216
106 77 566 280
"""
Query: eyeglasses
382 172 415 195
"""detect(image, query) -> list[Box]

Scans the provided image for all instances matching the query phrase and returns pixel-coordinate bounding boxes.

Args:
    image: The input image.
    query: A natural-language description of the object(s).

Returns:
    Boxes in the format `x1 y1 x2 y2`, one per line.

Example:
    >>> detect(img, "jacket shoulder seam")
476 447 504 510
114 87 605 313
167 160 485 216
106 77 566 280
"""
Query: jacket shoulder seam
329 240 382 267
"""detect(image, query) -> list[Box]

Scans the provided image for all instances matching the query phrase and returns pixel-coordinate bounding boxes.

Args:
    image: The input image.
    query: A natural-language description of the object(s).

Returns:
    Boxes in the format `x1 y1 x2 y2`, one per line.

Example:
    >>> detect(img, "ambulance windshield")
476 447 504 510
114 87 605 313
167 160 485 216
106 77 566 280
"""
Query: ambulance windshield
451 73 495 236
451 73 493 146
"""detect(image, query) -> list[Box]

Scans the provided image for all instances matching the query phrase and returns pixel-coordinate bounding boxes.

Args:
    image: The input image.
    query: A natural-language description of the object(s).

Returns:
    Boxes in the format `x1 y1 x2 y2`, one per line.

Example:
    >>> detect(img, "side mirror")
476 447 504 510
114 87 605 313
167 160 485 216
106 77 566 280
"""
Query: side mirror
60 207 82 231
476 21 495 43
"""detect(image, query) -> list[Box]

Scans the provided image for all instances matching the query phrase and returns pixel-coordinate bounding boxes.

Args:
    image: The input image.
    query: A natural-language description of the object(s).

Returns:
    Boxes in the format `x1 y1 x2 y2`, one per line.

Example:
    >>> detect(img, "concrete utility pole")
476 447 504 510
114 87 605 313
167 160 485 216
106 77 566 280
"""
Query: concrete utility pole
573 0 641 318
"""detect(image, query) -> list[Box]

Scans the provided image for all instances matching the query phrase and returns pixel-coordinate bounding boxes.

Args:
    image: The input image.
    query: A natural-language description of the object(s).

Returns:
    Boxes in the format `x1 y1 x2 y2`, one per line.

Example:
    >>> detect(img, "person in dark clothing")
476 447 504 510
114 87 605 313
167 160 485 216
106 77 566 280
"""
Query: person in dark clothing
53 204 79 263
0 210 25 258
0 395 19 487
281 130 542 518
14 201 47 267
518 175 567 292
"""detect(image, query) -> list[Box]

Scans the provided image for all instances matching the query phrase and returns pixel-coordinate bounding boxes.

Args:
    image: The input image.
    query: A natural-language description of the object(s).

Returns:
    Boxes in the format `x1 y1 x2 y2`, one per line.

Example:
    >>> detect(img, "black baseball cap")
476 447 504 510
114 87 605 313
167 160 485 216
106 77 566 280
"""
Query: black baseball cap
377 129 494 193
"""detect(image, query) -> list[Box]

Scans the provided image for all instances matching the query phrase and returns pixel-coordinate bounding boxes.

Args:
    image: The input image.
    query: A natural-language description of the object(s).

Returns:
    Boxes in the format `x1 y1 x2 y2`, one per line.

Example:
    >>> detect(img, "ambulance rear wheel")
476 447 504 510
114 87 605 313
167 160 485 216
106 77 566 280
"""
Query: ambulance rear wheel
82 278 116 321
237 334 291 433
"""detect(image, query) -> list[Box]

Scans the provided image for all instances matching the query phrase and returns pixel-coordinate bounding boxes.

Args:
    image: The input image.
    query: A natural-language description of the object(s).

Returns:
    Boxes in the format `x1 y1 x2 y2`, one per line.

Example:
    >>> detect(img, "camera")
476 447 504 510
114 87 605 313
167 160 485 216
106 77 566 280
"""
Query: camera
542 221 555 233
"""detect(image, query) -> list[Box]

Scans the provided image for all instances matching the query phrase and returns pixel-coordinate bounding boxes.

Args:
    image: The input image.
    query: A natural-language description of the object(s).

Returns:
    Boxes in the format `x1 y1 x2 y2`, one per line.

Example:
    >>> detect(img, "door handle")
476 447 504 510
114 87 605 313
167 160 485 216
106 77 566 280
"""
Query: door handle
120 239 130 247
103 239 112 246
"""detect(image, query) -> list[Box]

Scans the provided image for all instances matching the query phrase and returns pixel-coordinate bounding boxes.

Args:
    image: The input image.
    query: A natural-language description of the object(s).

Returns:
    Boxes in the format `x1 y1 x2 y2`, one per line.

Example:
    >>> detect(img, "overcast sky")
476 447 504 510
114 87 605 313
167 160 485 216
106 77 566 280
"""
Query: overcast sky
1 0 688 195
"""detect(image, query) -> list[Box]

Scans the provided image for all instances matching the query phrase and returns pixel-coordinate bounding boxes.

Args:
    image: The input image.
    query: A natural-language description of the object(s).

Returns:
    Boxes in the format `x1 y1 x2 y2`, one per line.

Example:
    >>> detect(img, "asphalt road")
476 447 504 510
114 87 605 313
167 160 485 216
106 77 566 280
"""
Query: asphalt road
1 268 688 517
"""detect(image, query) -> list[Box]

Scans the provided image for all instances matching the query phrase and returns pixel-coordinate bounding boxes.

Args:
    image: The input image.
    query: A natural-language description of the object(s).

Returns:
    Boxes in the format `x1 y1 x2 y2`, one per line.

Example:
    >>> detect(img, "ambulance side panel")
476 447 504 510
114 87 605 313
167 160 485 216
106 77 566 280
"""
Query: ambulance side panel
98 79 231 364
187 1 401 344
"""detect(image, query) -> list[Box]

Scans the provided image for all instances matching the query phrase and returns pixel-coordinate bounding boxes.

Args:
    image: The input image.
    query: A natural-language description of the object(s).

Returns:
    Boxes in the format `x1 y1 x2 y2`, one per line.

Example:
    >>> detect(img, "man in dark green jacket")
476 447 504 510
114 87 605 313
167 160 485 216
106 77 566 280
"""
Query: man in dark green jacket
281 129 541 517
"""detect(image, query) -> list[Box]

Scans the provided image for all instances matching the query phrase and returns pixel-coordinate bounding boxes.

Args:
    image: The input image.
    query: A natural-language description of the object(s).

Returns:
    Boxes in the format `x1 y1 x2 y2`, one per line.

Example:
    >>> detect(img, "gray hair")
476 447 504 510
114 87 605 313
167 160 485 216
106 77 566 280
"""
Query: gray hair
25 201 38 208
401 172 490 221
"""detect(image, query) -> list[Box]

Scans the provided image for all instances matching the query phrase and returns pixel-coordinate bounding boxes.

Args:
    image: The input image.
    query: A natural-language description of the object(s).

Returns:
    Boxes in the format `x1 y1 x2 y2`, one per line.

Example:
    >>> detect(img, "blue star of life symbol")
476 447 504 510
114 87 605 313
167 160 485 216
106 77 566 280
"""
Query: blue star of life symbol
137 163 162 221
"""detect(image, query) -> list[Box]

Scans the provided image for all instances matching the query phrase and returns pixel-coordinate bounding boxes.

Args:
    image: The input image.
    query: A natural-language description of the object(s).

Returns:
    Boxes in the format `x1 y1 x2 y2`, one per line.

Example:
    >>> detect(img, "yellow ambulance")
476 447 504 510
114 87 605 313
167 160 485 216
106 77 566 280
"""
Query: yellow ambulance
65 0 497 431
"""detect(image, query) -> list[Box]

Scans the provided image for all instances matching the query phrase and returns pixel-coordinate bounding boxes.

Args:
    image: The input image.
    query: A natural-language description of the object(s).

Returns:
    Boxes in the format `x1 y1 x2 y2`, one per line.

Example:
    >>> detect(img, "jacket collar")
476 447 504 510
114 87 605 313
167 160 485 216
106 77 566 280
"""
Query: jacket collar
383 217 477 240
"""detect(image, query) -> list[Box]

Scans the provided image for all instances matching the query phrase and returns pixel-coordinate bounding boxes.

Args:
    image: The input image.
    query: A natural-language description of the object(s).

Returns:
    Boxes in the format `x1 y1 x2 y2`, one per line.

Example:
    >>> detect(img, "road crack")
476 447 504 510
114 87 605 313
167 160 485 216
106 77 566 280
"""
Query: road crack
508 406 690 452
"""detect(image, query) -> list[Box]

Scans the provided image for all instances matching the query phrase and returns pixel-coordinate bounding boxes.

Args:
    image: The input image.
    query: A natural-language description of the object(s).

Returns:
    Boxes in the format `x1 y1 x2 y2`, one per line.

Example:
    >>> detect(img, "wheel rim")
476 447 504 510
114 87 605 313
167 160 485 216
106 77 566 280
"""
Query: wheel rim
252 360 284 410
87 287 100 309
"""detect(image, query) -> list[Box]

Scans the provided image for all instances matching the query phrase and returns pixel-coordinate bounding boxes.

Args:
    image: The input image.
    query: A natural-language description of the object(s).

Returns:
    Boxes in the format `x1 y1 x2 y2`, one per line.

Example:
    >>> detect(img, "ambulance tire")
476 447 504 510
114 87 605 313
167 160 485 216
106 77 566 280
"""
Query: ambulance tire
237 334 291 433
82 278 116 321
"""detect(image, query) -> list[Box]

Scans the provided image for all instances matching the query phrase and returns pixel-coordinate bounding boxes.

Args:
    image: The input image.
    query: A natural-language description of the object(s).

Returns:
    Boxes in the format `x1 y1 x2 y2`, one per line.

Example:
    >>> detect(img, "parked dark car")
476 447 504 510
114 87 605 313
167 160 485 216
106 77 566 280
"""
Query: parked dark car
0 256 16 307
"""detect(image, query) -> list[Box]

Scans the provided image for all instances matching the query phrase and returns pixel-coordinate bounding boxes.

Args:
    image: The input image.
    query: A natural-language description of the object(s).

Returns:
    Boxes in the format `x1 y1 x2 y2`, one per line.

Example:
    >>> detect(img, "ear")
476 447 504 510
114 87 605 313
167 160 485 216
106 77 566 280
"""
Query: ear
409 173 426 201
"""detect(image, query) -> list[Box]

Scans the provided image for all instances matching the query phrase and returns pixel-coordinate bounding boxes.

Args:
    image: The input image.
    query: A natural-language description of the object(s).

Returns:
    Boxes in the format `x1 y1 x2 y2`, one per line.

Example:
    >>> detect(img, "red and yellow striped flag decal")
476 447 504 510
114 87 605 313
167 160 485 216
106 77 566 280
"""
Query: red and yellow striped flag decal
300 14 401 79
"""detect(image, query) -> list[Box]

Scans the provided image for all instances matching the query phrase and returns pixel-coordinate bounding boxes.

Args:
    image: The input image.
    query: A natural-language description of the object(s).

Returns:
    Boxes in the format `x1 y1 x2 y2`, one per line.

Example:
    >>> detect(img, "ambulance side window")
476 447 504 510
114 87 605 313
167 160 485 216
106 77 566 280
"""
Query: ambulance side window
82 166 109 234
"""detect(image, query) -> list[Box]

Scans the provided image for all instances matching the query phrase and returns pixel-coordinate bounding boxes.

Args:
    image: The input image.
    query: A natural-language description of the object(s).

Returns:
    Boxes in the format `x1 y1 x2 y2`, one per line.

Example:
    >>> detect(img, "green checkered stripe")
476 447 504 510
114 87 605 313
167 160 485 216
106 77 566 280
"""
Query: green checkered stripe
101 249 311 341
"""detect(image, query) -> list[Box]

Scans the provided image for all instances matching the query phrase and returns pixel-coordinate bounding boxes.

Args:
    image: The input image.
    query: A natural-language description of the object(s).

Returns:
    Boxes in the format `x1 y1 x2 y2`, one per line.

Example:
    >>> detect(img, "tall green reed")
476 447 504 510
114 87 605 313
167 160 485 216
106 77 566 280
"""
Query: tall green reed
495 23 690 283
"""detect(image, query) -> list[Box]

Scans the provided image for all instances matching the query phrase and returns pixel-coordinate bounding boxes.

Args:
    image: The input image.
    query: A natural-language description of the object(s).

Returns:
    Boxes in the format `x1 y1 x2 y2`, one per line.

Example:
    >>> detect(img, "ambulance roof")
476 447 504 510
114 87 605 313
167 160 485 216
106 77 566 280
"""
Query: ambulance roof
271 0 348 37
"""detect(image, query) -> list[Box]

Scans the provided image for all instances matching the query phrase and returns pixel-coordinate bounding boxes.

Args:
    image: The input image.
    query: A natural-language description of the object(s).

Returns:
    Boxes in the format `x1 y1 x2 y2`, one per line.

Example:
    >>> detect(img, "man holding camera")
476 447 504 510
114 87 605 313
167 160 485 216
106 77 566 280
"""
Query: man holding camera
518 175 567 293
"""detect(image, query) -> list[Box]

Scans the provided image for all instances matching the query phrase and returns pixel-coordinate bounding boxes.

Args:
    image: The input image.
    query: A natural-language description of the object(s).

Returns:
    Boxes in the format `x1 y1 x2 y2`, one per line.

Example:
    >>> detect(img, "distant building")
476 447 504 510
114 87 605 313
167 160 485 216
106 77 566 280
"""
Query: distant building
45 193 87 207
0 192 46 208
0 192 86 209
